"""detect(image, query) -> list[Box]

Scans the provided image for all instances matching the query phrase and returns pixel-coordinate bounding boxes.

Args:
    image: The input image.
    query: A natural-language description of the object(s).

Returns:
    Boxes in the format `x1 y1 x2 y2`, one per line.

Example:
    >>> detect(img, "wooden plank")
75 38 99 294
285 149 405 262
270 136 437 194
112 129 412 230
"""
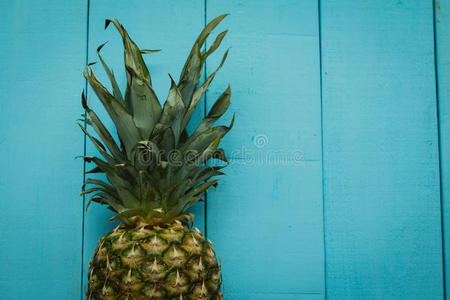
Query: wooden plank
435 0 450 297
82 1 205 294
321 0 444 299
0 0 87 299
206 0 325 297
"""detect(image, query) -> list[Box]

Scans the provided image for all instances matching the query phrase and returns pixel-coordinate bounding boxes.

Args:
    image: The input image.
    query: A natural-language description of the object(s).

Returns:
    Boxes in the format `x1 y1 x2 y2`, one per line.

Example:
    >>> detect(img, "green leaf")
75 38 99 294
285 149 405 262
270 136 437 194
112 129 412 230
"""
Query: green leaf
158 127 176 155
105 18 152 85
129 140 159 170
84 178 118 198
126 66 162 139
164 177 192 206
80 15 235 222
211 148 229 163
78 123 115 164
178 196 204 213
151 76 185 143
178 14 228 106
181 50 229 130
81 91 124 160
83 156 140 208
105 19 162 134
112 208 146 222
181 114 234 156
87 192 126 212
175 165 203 183
140 49 161 54
205 30 228 57
84 66 141 157
184 179 219 200
175 166 224 200
192 85 231 137
97 42 124 102
191 138 221 165
80 187 106 196
85 194 106 211
86 166 102 174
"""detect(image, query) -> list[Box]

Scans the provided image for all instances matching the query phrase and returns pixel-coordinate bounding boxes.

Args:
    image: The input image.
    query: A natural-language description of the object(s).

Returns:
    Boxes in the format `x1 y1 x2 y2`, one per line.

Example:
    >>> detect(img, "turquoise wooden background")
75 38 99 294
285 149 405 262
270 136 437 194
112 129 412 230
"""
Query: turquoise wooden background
1 0 449 299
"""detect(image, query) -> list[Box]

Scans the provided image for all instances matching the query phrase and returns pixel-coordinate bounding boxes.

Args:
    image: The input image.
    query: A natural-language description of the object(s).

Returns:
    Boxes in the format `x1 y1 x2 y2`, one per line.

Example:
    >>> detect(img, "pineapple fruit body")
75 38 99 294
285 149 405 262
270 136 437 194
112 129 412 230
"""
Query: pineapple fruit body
87 222 222 299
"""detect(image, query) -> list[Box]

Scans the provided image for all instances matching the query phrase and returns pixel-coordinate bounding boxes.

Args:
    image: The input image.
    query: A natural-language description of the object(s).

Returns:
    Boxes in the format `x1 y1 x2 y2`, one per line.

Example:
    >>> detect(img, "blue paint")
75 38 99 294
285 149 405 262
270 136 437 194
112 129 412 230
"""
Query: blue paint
0 0 86 299
435 0 450 298
206 0 325 298
322 0 444 299
0 1 448 299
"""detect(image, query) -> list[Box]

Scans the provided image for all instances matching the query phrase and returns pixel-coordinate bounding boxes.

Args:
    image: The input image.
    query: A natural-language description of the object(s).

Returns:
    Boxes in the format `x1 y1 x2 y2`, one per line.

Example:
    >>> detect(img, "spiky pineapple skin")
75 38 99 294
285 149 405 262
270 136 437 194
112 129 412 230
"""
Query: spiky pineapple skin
86 222 222 300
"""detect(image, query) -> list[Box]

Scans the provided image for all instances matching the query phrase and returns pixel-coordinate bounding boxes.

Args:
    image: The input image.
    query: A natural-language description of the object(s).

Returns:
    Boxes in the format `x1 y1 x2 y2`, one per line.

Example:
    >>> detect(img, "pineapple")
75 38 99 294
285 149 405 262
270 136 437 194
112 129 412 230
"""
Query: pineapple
80 14 232 300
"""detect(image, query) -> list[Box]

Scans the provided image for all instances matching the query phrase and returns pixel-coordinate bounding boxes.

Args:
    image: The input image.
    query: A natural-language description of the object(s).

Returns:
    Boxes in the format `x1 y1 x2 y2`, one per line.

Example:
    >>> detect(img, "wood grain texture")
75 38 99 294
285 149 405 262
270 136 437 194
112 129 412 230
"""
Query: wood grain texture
206 0 325 298
435 0 450 297
82 1 205 295
0 1 447 299
321 0 444 299
0 0 87 299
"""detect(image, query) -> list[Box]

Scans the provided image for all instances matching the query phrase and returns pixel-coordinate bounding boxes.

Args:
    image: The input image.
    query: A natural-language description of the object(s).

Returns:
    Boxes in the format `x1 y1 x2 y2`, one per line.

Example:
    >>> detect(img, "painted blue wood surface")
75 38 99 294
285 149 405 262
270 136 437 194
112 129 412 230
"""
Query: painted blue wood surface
206 1 325 298
321 0 444 299
82 1 206 295
435 0 450 297
0 1 449 299
0 0 87 299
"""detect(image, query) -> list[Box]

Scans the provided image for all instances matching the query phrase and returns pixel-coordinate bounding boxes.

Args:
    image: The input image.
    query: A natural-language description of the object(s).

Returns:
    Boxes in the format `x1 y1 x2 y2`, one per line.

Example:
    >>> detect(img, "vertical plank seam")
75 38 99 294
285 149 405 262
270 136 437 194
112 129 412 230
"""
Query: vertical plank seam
317 0 327 298
80 0 90 298
432 0 447 298
204 0 208 239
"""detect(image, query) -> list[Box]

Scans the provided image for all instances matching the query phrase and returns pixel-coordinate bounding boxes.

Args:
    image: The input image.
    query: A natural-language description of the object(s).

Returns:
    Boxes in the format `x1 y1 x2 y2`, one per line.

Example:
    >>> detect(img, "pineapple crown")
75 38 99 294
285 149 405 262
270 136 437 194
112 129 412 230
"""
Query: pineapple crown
80 15 233 227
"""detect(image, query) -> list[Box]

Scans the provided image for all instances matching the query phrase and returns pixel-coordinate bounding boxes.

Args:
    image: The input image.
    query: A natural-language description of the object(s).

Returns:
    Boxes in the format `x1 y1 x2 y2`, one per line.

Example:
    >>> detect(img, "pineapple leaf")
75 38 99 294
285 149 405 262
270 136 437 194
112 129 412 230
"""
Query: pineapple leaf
151 76 185 143
178 196 204 213
85 195 105 210
84 178 118 197
86 166 103 174
205 30 228 57
174 167 223 201
78 123 115 164
110 208 146 224
87 192 126 213
84 67 141 157
105 18 152 86
182 115 234 156
140 49 161 54
81 187 109 196
184 179 219 199
178 14 228 106
81 16 233 225
105 19 162 139
126 66 162 139
86 197 121 213
186 137 220 165
81 91 124 160
97 42 124 102
157 127 176 155
192 86 231 137
130 140 159 169
211 148 229 163
83 156 140 208
181 49 229 130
